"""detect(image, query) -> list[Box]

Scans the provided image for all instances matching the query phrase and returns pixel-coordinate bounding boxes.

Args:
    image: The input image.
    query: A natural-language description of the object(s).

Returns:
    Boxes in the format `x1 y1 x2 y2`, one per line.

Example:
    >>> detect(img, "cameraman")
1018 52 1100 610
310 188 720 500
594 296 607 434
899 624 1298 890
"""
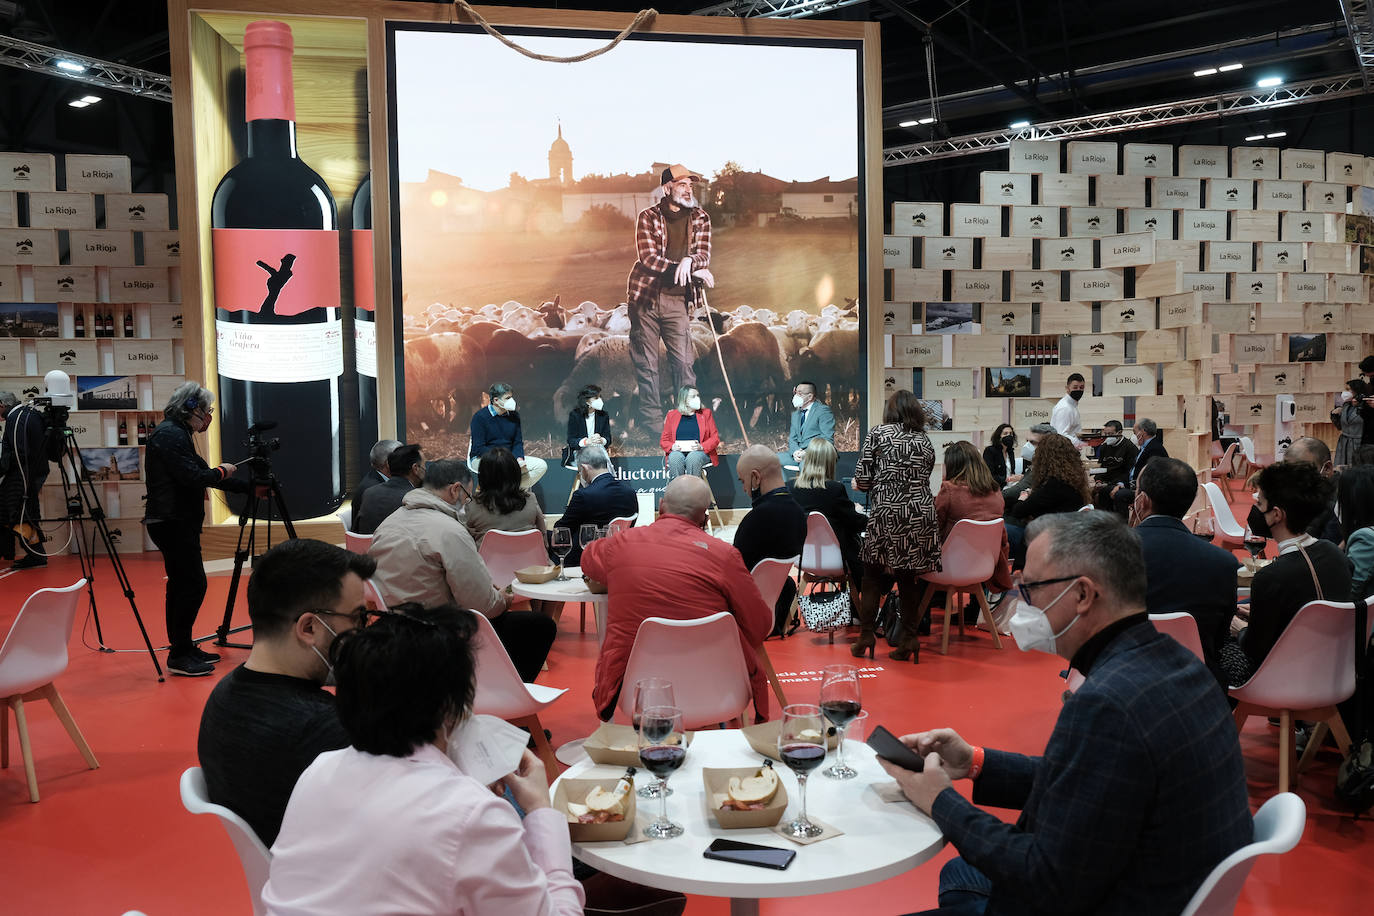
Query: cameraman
144 382 250 677
0 391 49 569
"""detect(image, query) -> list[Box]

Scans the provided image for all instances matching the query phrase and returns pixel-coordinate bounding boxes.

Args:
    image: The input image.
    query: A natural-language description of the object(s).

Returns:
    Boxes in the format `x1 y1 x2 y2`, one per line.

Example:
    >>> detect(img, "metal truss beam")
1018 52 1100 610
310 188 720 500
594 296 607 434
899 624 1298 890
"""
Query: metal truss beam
883 73 1369 165
0 33 171 103
1339 0 1374 86
693 0 872 19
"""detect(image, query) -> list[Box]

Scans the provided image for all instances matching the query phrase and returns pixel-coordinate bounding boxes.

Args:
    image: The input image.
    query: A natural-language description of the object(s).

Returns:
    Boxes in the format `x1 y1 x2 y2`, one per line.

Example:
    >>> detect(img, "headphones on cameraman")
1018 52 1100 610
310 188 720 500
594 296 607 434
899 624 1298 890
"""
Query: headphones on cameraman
186 395 199 411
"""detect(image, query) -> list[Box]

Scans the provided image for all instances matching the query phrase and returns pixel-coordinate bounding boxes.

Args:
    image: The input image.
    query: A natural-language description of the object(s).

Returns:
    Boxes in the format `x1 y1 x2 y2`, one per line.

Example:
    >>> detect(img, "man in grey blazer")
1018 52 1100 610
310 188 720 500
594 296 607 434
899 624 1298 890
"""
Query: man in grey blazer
780 381 835 467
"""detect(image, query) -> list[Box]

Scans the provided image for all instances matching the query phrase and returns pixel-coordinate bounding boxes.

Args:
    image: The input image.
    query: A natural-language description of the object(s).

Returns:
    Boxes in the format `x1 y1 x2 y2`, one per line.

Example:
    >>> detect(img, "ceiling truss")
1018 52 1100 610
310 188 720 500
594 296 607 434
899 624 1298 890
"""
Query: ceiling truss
693 0 872 18
0 33 171 103
1339 0 1374 86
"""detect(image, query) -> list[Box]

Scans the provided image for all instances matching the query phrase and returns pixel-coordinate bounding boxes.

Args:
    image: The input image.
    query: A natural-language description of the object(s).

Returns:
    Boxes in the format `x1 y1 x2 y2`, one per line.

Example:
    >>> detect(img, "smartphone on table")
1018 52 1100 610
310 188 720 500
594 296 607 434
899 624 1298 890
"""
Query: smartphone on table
703 839 796 870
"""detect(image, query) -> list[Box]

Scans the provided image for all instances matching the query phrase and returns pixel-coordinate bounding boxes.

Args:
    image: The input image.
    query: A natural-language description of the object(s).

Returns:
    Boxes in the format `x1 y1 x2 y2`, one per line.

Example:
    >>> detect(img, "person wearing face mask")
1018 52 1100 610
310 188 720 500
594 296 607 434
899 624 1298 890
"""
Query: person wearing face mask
1089 420 1137 509
999 424 1052 514
580 475 773 721
780 381 835 468
196 538 373 846
0 389 50 569
981 423 1025 488
368 458 555 683
556 444 637 567
1108 418 1167 517
143 380 250 676
734 445 808 632
875 511 1252 916
563 384 612 469
469 381 548 490
660 384 719 479
260 604 586 916
347 438 400 527
353 443 425 535
1050 373 1087 448
1330 377 1370 467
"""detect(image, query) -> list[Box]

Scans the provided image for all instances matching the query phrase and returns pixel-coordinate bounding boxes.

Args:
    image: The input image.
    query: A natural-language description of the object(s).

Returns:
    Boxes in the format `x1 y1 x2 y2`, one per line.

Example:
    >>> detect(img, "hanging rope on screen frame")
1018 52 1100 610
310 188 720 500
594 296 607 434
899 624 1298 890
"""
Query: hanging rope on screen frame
451 2 660 64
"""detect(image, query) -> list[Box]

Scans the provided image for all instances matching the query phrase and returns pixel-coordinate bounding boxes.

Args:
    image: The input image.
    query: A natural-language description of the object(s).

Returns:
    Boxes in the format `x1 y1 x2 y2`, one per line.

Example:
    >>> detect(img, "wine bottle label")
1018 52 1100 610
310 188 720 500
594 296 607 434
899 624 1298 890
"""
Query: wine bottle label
216 317 344 383
211 228 340 317
352 228 374 312
356 319 377 379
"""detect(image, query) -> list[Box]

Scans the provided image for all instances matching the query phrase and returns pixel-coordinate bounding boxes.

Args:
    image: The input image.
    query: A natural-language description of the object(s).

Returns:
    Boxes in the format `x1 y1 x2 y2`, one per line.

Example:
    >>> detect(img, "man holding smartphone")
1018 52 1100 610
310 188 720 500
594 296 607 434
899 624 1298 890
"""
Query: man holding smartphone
877 512 1252 915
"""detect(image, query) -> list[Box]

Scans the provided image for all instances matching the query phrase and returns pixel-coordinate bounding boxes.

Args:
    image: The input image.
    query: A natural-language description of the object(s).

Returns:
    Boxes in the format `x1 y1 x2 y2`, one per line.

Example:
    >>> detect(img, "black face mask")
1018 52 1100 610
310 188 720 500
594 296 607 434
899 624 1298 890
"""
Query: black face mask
1001 435 1016 449
1247 504 1273 539
1069 389 1084 401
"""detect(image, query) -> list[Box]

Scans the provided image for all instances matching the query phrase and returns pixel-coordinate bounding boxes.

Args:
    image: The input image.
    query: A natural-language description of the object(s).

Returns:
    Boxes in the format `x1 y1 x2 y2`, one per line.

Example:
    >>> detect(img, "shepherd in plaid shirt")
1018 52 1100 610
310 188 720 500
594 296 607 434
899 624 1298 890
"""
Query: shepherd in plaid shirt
625 164 714 434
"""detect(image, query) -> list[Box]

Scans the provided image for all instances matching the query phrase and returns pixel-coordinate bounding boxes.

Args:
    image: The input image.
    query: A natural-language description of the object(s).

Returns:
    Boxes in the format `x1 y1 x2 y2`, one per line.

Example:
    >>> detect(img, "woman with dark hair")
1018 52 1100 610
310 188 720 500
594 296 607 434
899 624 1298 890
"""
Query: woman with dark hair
464 446 547 549
850 390 941 662
981 423 1025 488
936 440 1014 594
1330 378 1371 467
1005 432 1091 568
261 604 585 915
787 437 865 590
563 384 611 468
1338 465 1374 598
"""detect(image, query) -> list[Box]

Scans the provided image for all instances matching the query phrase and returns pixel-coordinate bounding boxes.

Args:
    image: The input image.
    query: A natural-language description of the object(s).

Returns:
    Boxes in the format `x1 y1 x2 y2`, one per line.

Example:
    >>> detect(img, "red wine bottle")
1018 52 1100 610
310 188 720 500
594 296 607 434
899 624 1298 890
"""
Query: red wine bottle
137 417 147 445
211 19 344 520
74 310 85 337
123 309 134 337
118 418 128 446
351 171 378 468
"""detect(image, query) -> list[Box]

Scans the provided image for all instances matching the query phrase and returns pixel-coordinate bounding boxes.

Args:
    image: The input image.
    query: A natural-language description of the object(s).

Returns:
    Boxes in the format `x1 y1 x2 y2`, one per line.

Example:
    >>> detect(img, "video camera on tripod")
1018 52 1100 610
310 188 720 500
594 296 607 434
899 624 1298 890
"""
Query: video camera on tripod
244 420 282 471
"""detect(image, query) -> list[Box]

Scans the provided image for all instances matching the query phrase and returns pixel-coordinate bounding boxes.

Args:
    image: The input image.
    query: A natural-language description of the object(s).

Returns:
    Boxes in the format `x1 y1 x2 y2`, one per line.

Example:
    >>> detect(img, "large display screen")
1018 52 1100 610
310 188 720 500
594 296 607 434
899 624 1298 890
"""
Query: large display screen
387 23 869 507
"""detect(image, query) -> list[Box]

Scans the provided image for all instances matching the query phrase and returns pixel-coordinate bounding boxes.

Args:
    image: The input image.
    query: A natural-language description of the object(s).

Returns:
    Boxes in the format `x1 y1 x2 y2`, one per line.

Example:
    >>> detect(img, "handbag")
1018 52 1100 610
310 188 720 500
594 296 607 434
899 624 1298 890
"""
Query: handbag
878 589 903 647
798 582 852 632
1336 597 1374 815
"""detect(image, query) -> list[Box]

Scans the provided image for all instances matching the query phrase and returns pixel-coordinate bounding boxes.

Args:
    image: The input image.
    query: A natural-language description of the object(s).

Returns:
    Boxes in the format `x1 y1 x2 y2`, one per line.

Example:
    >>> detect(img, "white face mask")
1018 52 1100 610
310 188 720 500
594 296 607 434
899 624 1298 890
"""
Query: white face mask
1341 391 1353 403
1020 441 1036 461
1103 435 1121 446
792 393 807 409
311 615 340 687
687 396 701 411
1009 581 1080 655
500 397 516 412
589 397 604 411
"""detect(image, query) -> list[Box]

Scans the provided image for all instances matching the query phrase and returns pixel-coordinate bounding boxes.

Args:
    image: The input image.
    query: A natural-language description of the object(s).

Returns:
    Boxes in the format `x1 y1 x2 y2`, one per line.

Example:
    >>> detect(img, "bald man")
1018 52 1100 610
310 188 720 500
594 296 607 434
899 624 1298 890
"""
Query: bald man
580 474 774 721
734 445 808 634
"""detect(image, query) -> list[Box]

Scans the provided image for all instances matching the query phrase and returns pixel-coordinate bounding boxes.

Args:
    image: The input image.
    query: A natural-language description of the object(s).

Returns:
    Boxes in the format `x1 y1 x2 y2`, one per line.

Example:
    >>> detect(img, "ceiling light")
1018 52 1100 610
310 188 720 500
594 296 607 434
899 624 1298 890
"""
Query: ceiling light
918 117 936 125
79 95 101 104
1266 131 1287 139
1193 68 1218 77
1257 76 1283 88
1245 134 1265 141
67 99 90 108
1010 120 1030 129
55 59 86 73
1219 63 1244 72
898 120 918 127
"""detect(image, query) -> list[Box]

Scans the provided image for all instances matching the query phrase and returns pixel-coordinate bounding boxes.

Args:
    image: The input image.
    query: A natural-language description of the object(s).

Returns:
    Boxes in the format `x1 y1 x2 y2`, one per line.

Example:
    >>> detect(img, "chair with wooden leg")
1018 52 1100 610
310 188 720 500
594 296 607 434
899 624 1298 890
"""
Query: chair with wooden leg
0 580 98 803
799 512 858 646
914 519 1006 655
468 610 568 781
750 556 801 710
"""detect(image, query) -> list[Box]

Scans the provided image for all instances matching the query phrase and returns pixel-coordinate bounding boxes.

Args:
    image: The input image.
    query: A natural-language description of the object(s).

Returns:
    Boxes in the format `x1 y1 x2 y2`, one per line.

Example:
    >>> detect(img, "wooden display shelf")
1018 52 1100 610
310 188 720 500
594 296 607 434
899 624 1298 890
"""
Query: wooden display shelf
1152 177 1201 209
1232 147 1279 180
923 237 974 270
1100 297 1155 333
980 237 1034 270
1204 178 1255 210
1039 173 1089 207
1305 182 1347 213
1096 173 1148 207
1099 231 1154 269
1009 139 1061 174
1259 241 1303 273
1177 146 1229 179
1231 210 1280 242
1281 148 1326 181
1122 143 1173 178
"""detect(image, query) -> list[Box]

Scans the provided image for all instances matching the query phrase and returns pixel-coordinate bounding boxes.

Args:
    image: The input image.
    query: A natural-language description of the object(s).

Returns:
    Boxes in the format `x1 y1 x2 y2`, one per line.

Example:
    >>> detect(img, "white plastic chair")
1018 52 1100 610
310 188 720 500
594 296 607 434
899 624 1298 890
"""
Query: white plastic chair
0 580 98 803
468 610 567 780
1231 600 1362 793
179 767 270 916
799 511 858 644
337 505 353 534
1238 435 1264 477
1077 504 1095 512
1148 612 1206 662
750 556 800 710
1178 792 1306 916
606 515 636 536
344 531 372 555
478 529 550 590
1203 482 1246 548
917 519 1007 655
615 612 753 730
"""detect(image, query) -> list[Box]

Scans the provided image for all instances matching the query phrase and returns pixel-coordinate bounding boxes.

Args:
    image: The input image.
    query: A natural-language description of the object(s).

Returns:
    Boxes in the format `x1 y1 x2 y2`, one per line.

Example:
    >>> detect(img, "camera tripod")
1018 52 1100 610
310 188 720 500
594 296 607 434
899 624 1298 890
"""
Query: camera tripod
199 463 296 650
50 425 165 680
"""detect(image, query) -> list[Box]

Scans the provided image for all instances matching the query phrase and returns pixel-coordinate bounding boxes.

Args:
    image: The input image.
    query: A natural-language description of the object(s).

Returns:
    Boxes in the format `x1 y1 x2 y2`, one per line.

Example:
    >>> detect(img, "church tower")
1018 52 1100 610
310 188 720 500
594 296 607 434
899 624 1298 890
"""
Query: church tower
548 124 573 185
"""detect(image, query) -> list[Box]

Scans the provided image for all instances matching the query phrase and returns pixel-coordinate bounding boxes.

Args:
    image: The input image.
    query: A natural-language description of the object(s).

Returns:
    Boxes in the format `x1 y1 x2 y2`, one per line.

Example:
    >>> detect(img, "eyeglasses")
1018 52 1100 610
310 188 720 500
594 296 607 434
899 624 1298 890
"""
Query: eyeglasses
1012 573 1083 606
311 607 388 630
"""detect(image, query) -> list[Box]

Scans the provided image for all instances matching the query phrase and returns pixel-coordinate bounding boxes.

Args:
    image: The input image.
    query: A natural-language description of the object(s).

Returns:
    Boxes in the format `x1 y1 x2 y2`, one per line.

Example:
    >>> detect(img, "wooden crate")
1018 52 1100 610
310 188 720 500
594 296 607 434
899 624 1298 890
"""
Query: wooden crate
1079 395 1126 427
1153 177 1203 209
1254 363 1300 394
1136 328 1182 362
1305 303 1348 332
1328 333 1364 363
891 202 945 237
1158 290 1201 329
987 303 1034 334
1010 139 1062 174
883 235 913 268
980 171 1033 206
1253 302 1304 334
1068 267 1124 300
1067 140 1119 175
951 334 1010 367
27 191 97 229
0 152 56 191
1330 273 1367 302
1135 260 1185 297
951 204 1002 236
1103 364 1157 396
1281 148 1325 181
1259 241 1303 272
1178 146 1229 179
1137 394 1184 427
1071 332 1126 365
1011 270 1058 300
1283 211 1335 243
1307 243 1353 273
140 230 182 268
1233 333 1278 364
64 154 133 193
1234 272 1279 303
0 265 17 301
1155 240 1201 268
1125 208 1175 239
1099 231 1154 269
1183 271 1227 302
1009 205 1062 237
1039 173 1089 206
0 228 59 265
1096 173 1148 207
891 334 944 368
1039 301 1093 333
69 229 135 266
925 367 976 399
1235 396 1274 422
104 193 170 230
0 191 14 228
1257 180 1303 211
1305 182 1347 213
883 303 910 333
1283 273 1326 303
1185 394 1214 433
1206 241 1253 272
1233 147 1280 180
1162 430 1211 471
1010 398 1057 428
1184 323 1212 358
1040 364 1076 393
1231 210 1280 242
1206 178 1255 210
1123 143 1174 177
1042 238 1095 270
1161 360 1202 395
1101 297 1155 332
952 398 1005 431
950 269 1005 301
1068 206 1119 236
32 265 96 301
112 338 175 375
1180 209 1228 242
34 337 98 375
980 237 1034 270
108 266 171 303
1293 392 1333 424
1306 361 1350 391
890 268 943 302
1327 152 1364 185
924 236 975 269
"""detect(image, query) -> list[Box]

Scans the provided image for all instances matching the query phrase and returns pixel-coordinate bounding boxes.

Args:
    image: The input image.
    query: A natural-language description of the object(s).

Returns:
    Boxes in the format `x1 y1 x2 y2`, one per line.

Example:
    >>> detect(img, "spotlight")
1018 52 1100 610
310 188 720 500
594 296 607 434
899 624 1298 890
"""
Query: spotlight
80 95 101 104
1245 134 1265 142
898 120 918 128
55 59 86 73
1219 63 1244 72
1010 120 1030 129
1257 76 1283 88
67 99 90 108
1266 131 1286 139
918 117 936 125
1193 68 1218 77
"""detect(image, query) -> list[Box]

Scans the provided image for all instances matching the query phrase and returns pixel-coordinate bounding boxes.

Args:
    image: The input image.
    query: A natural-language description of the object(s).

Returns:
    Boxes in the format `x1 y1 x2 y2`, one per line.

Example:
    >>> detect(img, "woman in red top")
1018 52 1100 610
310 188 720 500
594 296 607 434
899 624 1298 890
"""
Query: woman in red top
935 440 1014 596
660 385 719 478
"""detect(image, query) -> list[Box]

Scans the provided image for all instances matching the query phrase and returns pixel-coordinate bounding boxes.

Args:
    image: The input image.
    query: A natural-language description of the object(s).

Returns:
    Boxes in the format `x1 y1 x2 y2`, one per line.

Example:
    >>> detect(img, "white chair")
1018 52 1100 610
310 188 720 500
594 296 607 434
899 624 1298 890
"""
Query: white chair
605 515 636 536
616 612 753 730
1178 792 1306 916
1077 504 1095 512
799 512 858 644
916 519 1007 655
478 529 550 590
344 531 373 555
337 505 353 534
0 580 98 803
750 556 800 710
1210 442 1240 495
1238 435 1263 477
468 610 567 780
179 767 271 916
1231 600 1362 793
363 578 388 612
1203 482 1246 548
1148 612 1206 662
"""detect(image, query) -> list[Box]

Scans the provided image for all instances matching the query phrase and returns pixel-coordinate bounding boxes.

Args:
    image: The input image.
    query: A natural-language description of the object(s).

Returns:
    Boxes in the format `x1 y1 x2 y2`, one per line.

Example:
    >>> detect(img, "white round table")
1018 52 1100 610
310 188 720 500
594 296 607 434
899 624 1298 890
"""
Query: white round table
556 729 945 915
511 566 610 643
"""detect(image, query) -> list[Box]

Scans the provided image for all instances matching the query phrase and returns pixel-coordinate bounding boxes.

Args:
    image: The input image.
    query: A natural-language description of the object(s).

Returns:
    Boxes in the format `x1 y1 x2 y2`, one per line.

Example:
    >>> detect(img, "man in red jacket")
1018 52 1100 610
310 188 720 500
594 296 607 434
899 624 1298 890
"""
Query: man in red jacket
582 474 773 721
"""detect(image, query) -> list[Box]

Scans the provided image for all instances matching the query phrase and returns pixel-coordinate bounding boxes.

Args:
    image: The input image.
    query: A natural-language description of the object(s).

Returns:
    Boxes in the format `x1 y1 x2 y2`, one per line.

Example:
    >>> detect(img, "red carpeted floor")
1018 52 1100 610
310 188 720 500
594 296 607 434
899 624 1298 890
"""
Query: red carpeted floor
0 499 1367 914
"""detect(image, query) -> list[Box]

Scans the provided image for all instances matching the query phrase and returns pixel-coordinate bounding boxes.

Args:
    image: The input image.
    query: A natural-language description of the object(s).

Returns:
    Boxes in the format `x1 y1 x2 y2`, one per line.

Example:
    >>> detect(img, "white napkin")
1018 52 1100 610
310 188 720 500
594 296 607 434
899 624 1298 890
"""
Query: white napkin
448 714 531 786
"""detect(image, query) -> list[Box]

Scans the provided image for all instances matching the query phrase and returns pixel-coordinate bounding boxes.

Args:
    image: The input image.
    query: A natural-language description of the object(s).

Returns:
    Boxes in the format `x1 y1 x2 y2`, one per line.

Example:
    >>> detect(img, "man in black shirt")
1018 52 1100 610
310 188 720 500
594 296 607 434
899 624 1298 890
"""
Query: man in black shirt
197 538 376 846
734 446 807 632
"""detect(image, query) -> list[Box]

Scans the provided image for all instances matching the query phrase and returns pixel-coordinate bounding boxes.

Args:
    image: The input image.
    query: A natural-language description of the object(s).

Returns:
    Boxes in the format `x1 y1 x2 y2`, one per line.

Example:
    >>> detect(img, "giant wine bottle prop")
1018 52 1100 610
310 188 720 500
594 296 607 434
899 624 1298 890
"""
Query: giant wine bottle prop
211 20 344 520
352 172 378 467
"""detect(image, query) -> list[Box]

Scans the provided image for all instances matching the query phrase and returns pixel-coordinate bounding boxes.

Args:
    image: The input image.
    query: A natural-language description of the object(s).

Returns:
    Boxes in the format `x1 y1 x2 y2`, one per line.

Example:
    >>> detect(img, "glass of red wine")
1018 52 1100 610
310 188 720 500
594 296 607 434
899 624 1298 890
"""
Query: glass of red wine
638 705 686 839
777 703 827 839
550 528 573 580
1192 516 1215 542
1243 527 1267 569
631 678 675 799
819 664 861 780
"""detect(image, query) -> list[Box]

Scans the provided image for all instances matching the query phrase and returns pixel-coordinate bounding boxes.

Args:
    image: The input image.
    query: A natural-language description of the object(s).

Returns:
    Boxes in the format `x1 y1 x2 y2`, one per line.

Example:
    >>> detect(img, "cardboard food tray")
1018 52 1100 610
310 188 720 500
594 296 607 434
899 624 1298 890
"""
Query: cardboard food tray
515 565 561 584
703 766 788 828
553 776 637 843
584 723 692 768
743 719 838 762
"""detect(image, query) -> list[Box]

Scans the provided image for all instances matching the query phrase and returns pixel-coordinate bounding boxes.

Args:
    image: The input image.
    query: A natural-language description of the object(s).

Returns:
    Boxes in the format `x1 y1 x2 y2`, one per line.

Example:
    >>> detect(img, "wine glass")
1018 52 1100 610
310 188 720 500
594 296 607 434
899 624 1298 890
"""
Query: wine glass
1243 527 1267 570
777 703 826 839
550 527 572 579
579 524 599 561
632 678 676 799
638 705 686 839
1192 516 1215 543
819 664 861 780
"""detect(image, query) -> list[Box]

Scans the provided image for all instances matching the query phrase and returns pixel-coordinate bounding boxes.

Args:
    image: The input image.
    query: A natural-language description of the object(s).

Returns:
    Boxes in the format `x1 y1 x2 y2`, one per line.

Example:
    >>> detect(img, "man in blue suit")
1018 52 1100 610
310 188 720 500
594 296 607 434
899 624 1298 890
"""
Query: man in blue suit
780 381 835 468
1110 417 1168 516
878 511 1251 916
558 444 638 567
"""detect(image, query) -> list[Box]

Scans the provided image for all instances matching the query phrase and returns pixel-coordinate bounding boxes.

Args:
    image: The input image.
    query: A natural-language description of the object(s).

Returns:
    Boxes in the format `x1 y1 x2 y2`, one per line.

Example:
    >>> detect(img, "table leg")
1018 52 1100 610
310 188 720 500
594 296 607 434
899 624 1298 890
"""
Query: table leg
729 898 760 916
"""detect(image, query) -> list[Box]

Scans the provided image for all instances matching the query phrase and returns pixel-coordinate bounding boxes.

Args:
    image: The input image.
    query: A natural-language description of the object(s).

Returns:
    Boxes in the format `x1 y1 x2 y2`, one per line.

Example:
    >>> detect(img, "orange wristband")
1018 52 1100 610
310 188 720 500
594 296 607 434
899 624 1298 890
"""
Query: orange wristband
968 746 985 780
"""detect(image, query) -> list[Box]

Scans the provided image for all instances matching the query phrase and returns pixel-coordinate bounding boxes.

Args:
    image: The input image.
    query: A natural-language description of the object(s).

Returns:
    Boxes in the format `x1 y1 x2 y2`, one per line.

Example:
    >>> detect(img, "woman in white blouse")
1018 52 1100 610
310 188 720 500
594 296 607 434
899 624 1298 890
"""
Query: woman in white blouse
564 384 612 468
262 605 584 916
